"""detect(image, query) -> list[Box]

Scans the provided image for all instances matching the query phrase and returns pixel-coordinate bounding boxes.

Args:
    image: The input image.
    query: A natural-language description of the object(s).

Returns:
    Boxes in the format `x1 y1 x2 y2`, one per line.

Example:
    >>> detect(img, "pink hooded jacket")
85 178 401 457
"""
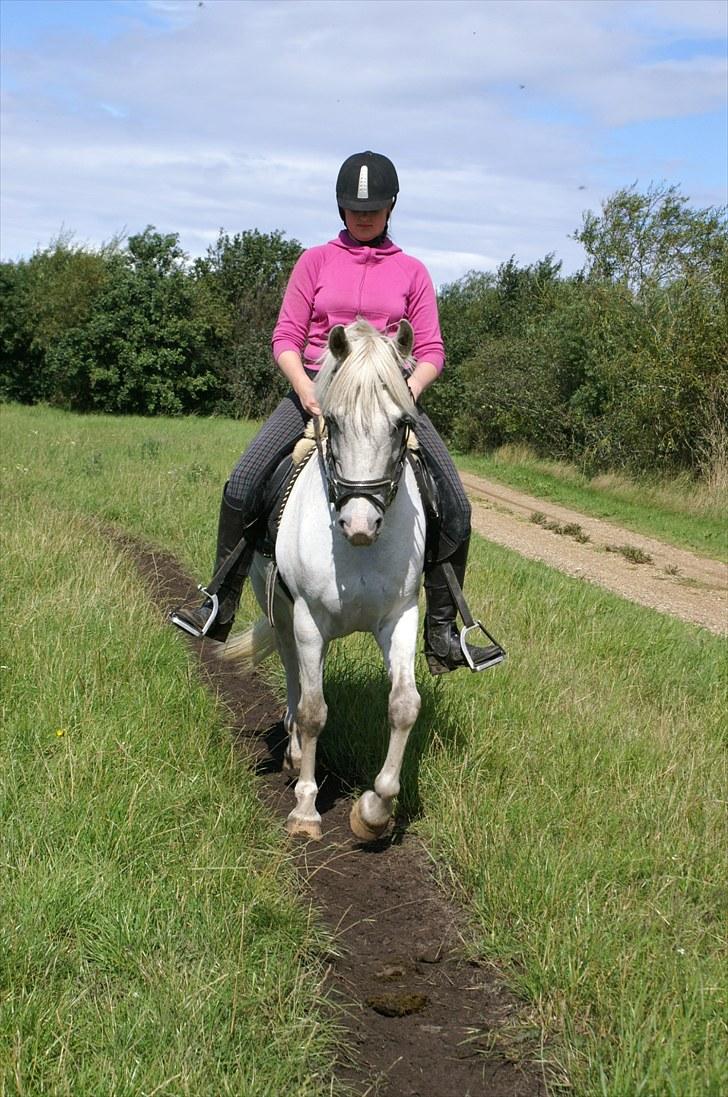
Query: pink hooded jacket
271 231 445 373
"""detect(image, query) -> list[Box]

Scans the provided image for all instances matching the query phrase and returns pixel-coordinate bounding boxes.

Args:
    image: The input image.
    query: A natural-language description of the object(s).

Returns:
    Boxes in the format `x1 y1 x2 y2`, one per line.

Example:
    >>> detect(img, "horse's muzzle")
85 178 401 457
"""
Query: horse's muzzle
338 504 383 545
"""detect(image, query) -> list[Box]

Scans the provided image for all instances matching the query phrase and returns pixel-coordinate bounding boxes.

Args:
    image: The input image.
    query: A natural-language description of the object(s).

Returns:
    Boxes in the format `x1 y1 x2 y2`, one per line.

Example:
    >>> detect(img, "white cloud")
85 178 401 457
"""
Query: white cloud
558 54 727 126
1 0 725 285
631 0 728 35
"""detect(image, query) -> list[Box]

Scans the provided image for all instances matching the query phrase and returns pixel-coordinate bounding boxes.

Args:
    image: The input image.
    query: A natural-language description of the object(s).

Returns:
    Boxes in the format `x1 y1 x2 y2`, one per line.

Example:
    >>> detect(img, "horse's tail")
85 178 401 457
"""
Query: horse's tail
217 617 277 669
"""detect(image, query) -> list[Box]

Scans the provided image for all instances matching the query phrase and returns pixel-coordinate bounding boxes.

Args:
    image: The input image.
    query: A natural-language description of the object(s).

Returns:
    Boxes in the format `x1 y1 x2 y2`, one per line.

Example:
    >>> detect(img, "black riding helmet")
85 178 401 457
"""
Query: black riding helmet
336 151 399 221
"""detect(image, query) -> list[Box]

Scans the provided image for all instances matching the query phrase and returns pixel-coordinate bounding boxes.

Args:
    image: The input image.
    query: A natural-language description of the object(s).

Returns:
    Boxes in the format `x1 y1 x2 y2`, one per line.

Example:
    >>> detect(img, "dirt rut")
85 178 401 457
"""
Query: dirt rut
113 531 547 1097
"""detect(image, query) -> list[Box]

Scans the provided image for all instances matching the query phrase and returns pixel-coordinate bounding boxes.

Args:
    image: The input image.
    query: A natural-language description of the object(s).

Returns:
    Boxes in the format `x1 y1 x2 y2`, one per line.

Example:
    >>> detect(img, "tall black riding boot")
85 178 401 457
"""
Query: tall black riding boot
424 537 504 675
169 489 253 643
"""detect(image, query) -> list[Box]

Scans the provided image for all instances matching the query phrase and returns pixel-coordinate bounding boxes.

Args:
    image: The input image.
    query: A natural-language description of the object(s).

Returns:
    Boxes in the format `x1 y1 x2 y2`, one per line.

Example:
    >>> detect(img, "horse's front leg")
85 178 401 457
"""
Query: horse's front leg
350 603 421 842
286 603 328 841
273 604 302 773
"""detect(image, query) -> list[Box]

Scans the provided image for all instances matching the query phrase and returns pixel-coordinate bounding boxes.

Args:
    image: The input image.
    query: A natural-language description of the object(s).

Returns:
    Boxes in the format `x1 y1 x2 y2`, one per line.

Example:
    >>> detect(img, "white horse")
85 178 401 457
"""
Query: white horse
221 319 426 841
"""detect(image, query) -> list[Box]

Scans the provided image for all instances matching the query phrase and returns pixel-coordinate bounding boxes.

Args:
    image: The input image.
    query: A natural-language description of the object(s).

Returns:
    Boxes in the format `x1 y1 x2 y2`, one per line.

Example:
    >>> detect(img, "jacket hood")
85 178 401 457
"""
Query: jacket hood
330 230 402 258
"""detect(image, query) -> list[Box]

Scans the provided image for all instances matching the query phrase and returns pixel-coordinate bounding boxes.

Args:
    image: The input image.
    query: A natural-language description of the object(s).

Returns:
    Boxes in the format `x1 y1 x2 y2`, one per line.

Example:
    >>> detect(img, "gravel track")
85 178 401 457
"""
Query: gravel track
460 472 727 635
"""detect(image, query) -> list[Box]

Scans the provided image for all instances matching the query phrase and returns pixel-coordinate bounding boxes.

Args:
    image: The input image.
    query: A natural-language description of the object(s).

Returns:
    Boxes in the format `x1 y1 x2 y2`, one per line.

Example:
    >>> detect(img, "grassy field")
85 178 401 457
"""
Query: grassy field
455 443 728 563
2 404 727 1096
1 411 339 1095
318 549 727 1095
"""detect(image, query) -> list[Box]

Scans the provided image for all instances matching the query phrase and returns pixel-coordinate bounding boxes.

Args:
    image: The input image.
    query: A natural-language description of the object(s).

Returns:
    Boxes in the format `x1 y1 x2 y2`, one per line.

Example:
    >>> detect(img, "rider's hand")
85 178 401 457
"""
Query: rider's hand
297 377 321 417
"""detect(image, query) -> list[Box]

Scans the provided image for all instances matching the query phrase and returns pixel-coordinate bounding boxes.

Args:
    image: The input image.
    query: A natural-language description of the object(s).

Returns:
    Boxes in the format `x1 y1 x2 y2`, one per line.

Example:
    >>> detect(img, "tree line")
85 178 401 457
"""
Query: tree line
1 183 725 478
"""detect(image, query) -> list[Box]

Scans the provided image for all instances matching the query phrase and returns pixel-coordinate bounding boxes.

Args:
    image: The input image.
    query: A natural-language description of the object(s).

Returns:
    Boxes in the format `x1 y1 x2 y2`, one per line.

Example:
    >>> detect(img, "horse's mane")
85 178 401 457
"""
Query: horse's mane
316 320 414 430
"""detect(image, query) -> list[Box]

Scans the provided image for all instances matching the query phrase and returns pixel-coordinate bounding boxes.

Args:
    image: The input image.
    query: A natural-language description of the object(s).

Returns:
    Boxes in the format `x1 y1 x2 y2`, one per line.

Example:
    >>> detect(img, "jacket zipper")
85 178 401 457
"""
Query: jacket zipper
357 252 369 315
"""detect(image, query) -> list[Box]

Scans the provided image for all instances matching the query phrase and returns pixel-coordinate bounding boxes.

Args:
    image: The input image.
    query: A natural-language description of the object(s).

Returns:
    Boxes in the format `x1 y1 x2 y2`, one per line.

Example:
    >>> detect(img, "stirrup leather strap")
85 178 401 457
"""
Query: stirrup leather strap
440 562 507 672
205 534 250 598
185 522 254 637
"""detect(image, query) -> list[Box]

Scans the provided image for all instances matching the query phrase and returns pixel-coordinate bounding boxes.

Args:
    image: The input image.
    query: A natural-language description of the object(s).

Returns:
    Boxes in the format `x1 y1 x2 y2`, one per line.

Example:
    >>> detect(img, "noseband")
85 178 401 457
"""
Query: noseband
314 415 414 515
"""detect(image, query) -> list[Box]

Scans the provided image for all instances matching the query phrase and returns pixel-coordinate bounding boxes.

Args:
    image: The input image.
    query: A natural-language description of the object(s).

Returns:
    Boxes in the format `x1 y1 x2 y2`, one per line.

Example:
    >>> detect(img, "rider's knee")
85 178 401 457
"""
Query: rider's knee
223 478 249 509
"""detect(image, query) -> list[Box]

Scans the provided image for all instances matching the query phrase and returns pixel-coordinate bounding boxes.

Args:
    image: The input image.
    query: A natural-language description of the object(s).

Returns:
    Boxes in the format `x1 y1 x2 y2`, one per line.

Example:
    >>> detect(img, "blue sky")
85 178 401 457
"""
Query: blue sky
1 0 726 286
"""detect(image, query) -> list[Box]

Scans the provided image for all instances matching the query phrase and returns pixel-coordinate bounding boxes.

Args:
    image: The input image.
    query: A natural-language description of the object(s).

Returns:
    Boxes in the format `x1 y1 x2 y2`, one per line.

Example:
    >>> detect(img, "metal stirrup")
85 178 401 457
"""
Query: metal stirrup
441 562 507 672
169 592 220 639
169 521 253 639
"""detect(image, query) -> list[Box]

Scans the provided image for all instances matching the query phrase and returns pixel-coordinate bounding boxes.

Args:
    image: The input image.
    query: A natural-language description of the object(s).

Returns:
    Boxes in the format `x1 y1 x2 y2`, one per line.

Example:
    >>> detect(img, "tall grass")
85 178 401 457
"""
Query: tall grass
0 490 338 1094
695 402 728 497
3 404 726 1095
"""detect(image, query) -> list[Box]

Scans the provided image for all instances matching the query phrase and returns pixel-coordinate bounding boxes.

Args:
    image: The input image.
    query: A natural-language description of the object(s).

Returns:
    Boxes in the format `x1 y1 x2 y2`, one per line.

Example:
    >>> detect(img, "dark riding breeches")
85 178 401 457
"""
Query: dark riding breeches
225 386 472 560
226 387 312 514
412 412 471 558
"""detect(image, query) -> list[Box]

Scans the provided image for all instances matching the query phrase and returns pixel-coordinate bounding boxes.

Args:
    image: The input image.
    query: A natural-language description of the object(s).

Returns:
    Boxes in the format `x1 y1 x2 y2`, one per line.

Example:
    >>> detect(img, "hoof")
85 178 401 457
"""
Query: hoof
285 815 322 841
349 797 390 842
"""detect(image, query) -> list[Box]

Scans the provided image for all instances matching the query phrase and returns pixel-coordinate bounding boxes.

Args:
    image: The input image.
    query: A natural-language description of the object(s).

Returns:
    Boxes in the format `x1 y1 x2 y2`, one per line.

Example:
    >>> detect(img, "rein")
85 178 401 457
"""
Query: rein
313 415 412 515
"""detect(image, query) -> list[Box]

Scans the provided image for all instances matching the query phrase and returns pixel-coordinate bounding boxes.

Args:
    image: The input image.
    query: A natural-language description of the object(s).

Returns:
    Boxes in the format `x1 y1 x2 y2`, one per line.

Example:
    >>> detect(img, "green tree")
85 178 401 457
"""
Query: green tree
429 256 563 444
0 261 39 403
568 183 728 472
0 226 303 417
193 229 302 418
0 236 115 404
574 181 727 293
46 228 221 414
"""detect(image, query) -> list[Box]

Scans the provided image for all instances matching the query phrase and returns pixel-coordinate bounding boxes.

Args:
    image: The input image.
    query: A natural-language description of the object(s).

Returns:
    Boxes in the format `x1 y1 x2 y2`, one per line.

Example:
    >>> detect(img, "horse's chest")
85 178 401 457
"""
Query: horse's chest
336 572 390 612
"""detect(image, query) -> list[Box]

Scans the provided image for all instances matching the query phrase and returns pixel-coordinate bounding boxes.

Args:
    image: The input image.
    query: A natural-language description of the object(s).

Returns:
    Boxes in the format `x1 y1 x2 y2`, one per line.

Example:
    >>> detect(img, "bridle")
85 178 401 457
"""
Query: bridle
313 413 416 515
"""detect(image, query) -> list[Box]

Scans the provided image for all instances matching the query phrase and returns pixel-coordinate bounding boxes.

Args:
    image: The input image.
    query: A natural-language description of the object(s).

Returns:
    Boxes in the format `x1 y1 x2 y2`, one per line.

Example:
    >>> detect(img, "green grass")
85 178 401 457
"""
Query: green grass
3 403 727 1096
455 443 728 562
316 543 727 1096
0 422 340 1094
0 403 259 579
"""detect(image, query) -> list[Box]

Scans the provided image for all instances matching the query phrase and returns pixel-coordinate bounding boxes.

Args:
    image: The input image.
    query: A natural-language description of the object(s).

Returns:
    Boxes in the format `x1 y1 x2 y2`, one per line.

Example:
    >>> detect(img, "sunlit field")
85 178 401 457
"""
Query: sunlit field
2 403 726 1096
1 409 338 1096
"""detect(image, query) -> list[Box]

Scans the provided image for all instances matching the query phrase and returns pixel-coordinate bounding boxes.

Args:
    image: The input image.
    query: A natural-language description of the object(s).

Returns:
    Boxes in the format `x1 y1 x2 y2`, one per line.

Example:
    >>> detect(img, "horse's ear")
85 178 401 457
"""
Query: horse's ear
328 325 349 363
395 320 414 359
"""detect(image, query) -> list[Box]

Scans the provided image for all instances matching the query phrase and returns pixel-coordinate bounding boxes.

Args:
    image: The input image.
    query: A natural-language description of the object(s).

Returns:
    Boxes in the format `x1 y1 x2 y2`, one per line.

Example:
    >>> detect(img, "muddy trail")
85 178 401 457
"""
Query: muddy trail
461 472 727 636
112 530 547 1097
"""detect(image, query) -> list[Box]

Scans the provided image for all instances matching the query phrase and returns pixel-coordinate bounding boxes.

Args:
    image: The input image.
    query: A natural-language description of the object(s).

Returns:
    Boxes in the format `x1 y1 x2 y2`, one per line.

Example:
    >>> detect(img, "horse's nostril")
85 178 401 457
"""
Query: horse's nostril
375 516 383 531
338 516 347 530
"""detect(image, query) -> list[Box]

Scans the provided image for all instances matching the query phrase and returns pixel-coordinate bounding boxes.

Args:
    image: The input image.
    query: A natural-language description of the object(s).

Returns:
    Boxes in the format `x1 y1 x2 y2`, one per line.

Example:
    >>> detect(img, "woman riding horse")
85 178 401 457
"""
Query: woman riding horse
171 150 491 674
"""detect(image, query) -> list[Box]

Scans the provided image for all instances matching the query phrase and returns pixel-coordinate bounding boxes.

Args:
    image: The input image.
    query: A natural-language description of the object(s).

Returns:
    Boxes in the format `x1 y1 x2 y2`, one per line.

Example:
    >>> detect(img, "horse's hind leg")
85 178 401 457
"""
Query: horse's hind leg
351 605 421 842
286 607 327 841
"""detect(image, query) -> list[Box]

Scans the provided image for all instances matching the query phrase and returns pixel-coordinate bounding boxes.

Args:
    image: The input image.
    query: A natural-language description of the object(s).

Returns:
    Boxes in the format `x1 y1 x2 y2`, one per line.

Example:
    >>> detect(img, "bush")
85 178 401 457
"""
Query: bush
0 227 303 418
0 237 113 405
430 188 727 477
1 185 725 480
428 256 563 442
449 333 571 456
42 230 221 414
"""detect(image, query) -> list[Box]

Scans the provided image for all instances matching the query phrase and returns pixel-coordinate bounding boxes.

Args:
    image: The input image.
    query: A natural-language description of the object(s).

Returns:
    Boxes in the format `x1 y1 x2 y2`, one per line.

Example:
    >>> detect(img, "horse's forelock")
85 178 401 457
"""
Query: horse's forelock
317 321 414 426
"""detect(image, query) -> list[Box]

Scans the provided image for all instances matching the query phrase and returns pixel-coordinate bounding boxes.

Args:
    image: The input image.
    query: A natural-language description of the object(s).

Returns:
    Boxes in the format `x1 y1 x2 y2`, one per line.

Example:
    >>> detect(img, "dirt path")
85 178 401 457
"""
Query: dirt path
113 530 547 1097
108 475 724 1093
460 472 728 636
